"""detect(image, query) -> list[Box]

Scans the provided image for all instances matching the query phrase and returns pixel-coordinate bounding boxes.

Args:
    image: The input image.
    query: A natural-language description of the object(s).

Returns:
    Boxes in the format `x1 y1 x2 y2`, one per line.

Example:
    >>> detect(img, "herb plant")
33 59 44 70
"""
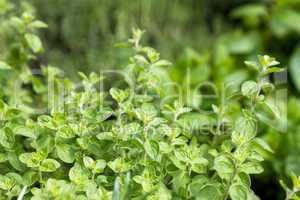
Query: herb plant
0 6 285 200
280 173 300 200
11 2 300 195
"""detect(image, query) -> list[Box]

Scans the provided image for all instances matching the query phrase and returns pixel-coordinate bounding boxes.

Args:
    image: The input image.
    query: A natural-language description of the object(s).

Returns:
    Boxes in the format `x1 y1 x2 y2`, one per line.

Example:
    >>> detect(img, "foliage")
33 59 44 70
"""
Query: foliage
0 2 286 196
18 0 212 76
0 0 298 199
280 173 300 200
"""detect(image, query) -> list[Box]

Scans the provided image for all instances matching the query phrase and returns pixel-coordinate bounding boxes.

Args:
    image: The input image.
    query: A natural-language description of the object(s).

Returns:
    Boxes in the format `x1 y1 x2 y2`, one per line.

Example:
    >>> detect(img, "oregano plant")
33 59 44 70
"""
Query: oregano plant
280 172 300 200
0 7 285 200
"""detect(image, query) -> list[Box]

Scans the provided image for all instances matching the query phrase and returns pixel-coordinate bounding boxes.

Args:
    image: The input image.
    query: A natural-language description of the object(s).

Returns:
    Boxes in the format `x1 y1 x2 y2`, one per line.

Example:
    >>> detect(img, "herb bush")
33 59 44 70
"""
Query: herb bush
0 6 292 199
26 1 300 187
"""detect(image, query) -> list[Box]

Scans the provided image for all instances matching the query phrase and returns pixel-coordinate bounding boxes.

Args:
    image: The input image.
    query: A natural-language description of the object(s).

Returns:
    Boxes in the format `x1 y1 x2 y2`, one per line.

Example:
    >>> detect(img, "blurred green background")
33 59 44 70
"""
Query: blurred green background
3 0 300 199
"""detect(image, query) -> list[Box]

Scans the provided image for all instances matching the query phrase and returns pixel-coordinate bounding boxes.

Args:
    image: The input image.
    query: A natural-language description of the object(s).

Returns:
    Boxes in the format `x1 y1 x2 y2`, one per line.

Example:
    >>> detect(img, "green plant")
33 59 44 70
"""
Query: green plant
0 7 285 197
3 0 298 198
280 172 300 200
0 0 47 111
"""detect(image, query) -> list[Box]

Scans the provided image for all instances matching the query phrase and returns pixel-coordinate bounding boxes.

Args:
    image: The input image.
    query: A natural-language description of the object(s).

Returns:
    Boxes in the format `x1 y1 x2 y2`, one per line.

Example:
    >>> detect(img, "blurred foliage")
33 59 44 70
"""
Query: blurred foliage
25 0 214 76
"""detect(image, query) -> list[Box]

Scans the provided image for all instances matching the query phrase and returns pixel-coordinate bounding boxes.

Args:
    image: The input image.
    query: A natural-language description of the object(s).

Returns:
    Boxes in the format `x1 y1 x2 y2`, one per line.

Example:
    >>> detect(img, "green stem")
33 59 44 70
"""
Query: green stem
223 165 237 200
92 172 96 181
38 170 43 186
17 186 27 200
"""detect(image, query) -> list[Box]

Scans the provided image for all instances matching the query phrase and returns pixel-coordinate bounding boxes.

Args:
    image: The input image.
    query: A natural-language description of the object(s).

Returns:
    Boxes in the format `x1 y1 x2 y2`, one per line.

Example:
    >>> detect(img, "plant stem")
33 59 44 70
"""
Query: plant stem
223 166 237 200
17 186 27 200
38 170 43 186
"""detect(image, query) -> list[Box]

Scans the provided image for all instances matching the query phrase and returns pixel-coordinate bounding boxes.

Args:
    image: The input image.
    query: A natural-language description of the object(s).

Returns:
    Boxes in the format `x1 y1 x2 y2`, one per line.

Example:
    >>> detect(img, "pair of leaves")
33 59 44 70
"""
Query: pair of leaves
19 152 60 172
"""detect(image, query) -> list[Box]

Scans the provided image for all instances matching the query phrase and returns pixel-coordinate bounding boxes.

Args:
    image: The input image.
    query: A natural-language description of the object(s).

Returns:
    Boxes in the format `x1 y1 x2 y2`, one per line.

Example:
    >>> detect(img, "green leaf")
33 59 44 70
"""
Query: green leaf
144 139 160 161
159 142 173 154
263 67 284 75
10 17 24 32
56 144 76 163
6 173 23 187
236 173 251 188
5 108 22 119
25 33 43 53
171 170 190 193
155 183 172 200
189 175 210 195
169 155 186 170
212 104 219 114
229 184 248 200
82 108 112 122
241 81 258 97
234 144 252 163
109 88 129 103
227 31 258 54
191 158 209 174
261 82 274 94
96 132 114 141
94 159 106 173
57 125 75 139
14 126 36 139
10 184 21 197
19 152 41 168
194 185 222 200
175 106 192 120
96 109 113 122
233 116 257 144
174 148 189 163
29 20 48 29
22 171 38 186
38 115 56 130
240 162 263 174
83 156 95 169
231 4 267 21
0 100 5 112
252 138 273 153
271 9 300 36
108 158 131 173
8 152 26 171
39 159 60 172
0 175 15 190
0 127 15 149
0 61 12 70
244 61 260 71
135 103 158 122
258 55 280 68
0 153 7 163
290 172 300 190
262 99 281 119
69 163 89 184
213 155 235 180
124 122 142 135
247 190 260 200
133 55 149 64
152 60 172 67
